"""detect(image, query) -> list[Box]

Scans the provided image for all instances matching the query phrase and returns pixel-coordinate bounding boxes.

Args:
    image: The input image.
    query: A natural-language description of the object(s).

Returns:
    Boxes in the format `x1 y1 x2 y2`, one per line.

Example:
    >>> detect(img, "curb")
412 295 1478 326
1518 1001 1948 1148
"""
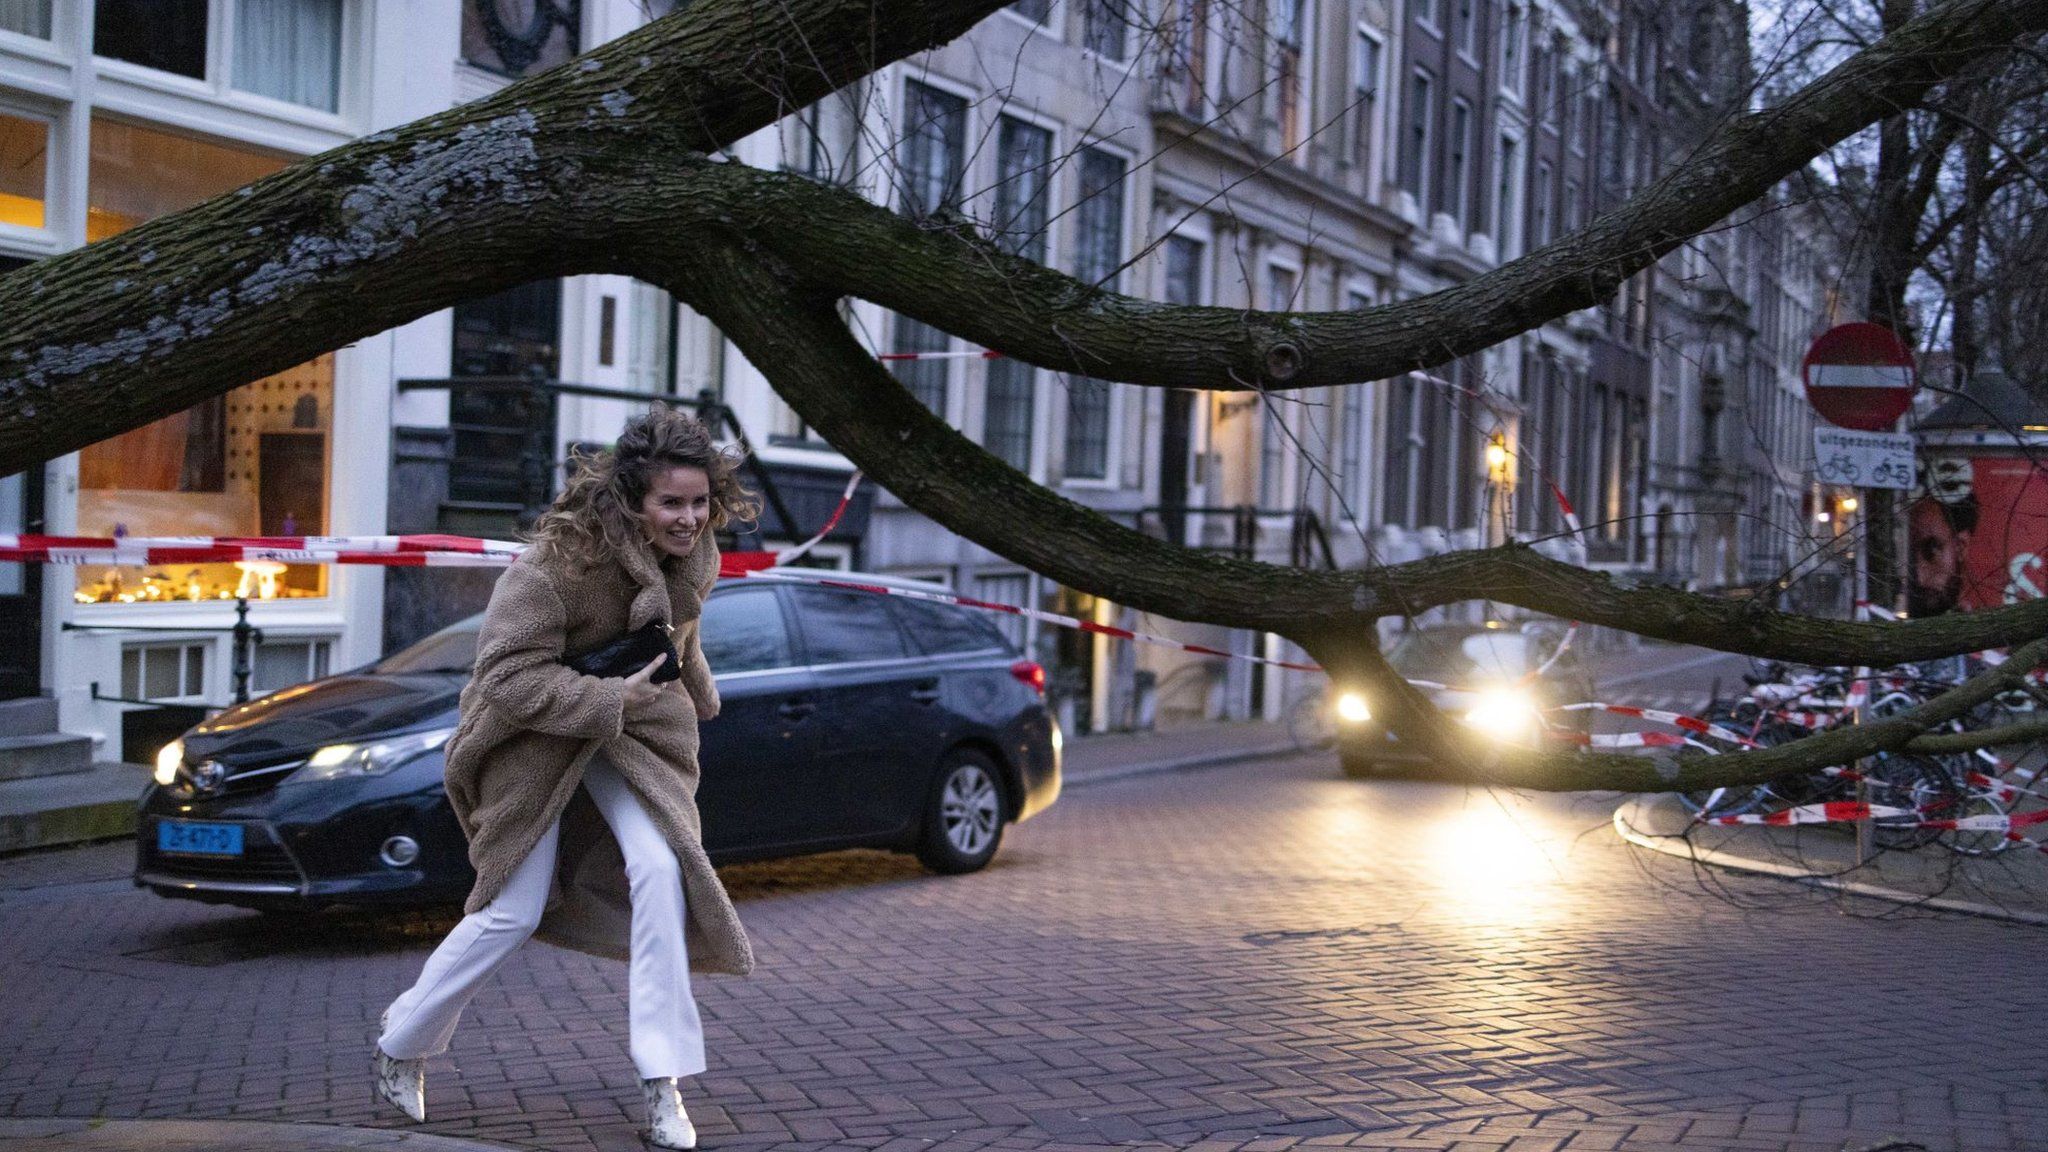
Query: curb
0 1118 524 1151
1064 740 1301 789
1611 802 2048 929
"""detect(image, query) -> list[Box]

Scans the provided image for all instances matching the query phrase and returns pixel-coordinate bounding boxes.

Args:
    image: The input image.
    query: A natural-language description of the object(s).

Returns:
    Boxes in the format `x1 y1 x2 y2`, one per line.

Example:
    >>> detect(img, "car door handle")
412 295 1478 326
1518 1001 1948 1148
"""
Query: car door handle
909 680 941 704
777 699 817 720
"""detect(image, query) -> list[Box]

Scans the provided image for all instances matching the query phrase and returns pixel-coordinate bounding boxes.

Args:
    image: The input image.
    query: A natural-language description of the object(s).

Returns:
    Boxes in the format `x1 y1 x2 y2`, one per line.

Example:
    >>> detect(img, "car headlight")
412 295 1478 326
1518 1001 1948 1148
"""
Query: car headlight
1335 692 1372 723
1462 686 1540 743
154 738 185 787
287 728 454 785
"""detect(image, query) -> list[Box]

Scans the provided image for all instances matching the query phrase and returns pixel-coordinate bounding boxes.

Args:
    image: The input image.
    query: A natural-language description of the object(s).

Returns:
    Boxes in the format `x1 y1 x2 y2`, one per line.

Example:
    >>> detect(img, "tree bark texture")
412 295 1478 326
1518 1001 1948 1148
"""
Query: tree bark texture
671 238 2048 664
0 0 1020 472
1 0 2043 473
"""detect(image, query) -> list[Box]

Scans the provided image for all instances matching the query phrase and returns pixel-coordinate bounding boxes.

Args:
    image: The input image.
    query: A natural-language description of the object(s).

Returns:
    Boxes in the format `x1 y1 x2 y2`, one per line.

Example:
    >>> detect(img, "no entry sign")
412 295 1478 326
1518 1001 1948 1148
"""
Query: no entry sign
1802 322 1917 432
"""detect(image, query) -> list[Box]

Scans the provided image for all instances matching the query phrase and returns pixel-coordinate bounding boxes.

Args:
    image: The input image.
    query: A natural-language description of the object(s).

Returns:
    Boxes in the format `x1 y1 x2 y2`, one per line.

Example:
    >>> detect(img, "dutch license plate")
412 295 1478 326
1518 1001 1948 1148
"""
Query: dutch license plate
157 820 244 857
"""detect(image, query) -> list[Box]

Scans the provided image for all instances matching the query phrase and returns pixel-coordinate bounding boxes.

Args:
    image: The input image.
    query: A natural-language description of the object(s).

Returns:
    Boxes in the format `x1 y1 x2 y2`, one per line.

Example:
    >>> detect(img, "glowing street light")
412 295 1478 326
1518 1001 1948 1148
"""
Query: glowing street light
1484 434 1511 484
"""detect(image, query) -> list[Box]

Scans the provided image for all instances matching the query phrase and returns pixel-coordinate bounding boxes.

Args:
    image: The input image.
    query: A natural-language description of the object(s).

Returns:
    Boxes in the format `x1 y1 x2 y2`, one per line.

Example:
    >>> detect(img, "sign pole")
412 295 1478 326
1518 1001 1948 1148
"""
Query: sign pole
1802 321 1918 616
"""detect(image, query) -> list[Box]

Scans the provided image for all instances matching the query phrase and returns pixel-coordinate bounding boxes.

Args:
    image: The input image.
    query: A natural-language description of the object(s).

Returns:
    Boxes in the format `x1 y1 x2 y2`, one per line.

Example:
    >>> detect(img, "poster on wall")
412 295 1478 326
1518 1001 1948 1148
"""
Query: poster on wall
1908 454 2048 617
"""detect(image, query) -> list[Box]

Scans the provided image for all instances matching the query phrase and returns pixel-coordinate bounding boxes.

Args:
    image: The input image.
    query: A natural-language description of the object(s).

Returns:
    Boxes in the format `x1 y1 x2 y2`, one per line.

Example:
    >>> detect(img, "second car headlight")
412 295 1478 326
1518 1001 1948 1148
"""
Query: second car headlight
1462 686 1541 744
154 738 185 787
287 728 454 785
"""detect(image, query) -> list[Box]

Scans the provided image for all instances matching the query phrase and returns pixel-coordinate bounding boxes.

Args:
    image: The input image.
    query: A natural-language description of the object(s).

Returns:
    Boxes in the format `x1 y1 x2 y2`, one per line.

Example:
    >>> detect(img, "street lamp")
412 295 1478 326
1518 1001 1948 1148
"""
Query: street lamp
1484 433 1511 485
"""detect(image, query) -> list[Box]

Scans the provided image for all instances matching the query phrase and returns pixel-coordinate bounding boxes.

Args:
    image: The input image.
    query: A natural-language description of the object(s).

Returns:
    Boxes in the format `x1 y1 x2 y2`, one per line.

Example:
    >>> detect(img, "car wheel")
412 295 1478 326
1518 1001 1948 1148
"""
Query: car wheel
1338 746 1381 779
916 749 1005 874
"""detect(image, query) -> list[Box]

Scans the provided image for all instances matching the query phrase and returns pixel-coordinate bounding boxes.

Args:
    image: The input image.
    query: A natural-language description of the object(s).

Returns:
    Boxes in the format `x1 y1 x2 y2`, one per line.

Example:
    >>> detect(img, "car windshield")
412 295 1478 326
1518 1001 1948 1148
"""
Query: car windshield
371 616 483 675
1385 628 1539 682
1384 632 1478 680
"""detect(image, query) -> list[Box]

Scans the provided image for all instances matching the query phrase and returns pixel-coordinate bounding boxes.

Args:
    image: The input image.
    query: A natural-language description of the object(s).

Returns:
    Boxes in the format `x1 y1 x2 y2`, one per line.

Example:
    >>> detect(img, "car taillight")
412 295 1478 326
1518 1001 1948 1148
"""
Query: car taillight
1010 660 1046 695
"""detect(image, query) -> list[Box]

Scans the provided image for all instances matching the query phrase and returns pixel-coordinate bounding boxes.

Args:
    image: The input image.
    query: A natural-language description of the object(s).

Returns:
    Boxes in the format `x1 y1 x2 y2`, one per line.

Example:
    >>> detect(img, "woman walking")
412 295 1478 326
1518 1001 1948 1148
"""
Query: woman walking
374 407 756 1150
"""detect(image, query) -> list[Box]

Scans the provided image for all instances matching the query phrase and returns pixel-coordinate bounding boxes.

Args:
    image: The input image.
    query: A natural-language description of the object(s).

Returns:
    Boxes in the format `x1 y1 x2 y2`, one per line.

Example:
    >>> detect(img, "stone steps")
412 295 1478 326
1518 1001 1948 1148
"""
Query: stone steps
0 762 149 854
0 732 95 781
0 696 59 738
0 694 136 853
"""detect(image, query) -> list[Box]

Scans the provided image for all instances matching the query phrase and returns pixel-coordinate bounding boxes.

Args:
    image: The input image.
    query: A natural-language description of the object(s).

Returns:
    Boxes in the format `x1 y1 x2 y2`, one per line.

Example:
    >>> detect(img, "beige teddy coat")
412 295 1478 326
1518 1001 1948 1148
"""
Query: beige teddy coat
442 528 753 976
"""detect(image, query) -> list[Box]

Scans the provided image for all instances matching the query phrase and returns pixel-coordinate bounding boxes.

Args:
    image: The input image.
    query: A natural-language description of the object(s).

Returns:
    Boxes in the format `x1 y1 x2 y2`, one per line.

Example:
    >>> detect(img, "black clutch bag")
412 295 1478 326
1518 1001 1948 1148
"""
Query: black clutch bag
564 620 681 683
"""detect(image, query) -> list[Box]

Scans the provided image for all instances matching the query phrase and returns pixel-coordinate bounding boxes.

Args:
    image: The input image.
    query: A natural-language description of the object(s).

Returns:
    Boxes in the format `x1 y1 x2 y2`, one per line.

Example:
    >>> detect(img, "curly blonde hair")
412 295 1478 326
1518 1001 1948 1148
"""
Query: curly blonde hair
526 405 760 566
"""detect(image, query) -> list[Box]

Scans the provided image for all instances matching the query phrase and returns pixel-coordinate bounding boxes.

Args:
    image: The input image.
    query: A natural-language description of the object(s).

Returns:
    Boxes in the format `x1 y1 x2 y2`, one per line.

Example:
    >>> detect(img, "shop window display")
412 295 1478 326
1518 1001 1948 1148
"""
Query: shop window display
0 112 48 230
74 119 334 605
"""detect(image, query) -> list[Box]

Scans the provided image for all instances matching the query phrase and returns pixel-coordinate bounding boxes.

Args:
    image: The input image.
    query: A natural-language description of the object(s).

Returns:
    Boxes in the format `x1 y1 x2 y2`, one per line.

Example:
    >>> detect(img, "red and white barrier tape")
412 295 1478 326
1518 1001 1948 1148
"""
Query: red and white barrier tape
0 532 525 559
1555 703 1757 747
0 545 516 567
1549 729 1705 751
1707 801 1920 826
1706 802 2048 832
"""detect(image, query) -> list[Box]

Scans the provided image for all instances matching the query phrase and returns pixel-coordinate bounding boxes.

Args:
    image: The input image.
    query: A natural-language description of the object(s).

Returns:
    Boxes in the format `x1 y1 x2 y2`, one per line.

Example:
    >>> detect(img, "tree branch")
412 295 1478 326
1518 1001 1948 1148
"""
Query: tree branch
722 0 2048 392
665 237 2048 665
0 0 1019 472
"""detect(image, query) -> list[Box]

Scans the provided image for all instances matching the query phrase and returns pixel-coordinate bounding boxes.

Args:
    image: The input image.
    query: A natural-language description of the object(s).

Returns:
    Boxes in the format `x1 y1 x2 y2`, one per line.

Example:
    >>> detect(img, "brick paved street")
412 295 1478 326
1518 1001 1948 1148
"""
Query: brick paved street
4 751 2048 1152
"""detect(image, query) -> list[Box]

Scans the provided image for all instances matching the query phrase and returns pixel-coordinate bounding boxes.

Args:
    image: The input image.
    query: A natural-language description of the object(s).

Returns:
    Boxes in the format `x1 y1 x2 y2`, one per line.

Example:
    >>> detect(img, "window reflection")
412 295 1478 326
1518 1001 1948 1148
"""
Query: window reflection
0 112 48 230
76 119 333 604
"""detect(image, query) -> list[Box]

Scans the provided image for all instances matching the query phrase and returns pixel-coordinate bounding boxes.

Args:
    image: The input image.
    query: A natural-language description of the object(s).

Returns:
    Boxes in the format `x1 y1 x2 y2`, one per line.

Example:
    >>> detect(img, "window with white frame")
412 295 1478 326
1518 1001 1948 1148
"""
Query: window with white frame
1408 0 1438 29
94 0 347 113
1499 2 1524 93
1163 234 1205 306
252 636 332 694
789 94 861 185
0 110 50 233
1072 146 1126 287
1080 0 1127 60
1494 133 1518 251
888 315 951 414
1447 98 1471 227
1062 146 1123 482
1569 80 1589 153
993 116 1052 263
626 281 673 396
1352 25 1382 169
1453 0 1477 57
899 80 967 218
1533 158 1553 245
1534 43 1554 125
1169 0 1208 113
1272 0 1304 154
1399 68 1432 202
1564 176 1581 231
1340 384 1367 505
1062 376 1111 480
1009 0 1053 23
984 358 1035 472
0 1 50 37
122 641 208 702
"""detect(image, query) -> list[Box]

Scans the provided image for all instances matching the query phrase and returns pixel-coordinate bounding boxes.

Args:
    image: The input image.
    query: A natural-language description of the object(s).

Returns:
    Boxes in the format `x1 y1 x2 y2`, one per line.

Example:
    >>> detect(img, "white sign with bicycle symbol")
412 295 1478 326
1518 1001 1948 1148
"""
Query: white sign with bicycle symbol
1812 427 1916 490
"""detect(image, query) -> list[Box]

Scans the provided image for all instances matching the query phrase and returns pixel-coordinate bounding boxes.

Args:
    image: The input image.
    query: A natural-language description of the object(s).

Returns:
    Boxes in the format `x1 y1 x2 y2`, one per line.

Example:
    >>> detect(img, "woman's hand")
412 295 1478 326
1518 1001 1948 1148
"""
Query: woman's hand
622 655 669 712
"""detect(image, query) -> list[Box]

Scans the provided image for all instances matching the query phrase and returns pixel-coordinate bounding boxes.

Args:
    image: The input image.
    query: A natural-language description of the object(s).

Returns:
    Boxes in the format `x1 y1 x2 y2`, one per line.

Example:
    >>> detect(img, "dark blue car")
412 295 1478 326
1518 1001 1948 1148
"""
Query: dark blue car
136 573 1062 911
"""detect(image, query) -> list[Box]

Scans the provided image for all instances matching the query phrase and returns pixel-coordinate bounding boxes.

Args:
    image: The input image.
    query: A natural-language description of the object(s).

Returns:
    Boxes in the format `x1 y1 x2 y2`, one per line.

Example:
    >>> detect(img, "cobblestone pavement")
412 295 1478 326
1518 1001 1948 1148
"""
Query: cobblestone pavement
5 752 2048 1152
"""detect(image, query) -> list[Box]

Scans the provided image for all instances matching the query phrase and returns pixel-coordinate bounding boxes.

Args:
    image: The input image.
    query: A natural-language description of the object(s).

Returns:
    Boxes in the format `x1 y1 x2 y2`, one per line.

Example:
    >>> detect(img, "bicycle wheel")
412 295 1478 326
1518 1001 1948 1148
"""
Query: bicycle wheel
1866 753 1957 851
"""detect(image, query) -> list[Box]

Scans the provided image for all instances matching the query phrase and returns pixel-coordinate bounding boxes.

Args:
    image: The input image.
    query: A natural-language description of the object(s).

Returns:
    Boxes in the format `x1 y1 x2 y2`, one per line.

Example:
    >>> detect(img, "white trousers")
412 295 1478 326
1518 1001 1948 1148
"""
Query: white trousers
378 755 705 1079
